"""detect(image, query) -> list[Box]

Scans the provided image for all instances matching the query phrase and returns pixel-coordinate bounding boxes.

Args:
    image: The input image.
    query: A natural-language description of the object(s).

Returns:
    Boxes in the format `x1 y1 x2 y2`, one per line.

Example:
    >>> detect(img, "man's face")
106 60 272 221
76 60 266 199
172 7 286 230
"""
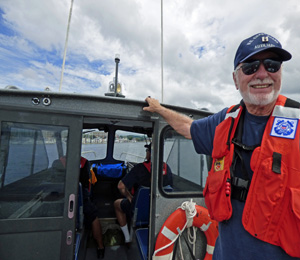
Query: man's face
233 51 282 107
146 149 151 161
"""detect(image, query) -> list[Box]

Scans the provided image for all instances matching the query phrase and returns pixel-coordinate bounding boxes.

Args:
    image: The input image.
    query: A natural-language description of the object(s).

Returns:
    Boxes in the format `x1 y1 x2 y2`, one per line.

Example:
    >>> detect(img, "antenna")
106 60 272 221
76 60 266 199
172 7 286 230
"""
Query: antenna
59 0 74 92
161 0 164 103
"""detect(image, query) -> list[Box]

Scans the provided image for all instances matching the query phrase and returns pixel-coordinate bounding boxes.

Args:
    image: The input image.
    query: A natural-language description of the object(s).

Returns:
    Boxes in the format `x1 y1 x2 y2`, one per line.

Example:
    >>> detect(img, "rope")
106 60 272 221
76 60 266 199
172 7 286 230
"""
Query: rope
178 235 184 260
179 199 197 228
153 200 197 257
188 226 197 255
153 218 188 257
178 200 197 259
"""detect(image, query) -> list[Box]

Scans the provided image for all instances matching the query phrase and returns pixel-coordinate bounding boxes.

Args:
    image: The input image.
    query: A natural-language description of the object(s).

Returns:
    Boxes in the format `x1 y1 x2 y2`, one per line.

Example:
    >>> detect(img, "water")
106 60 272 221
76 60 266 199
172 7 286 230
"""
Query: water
2 141 207 190
81 142 147 163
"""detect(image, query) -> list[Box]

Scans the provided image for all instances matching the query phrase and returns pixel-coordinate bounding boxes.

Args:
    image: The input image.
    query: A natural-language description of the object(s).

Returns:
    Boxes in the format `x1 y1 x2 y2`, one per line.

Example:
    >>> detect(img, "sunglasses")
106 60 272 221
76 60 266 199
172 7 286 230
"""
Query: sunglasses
237 59 282 75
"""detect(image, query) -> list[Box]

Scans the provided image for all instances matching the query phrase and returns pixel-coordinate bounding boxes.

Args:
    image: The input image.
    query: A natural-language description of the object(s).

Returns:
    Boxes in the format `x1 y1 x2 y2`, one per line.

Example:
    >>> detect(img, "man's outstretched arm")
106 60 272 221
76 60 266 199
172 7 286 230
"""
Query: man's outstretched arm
143 97 193 139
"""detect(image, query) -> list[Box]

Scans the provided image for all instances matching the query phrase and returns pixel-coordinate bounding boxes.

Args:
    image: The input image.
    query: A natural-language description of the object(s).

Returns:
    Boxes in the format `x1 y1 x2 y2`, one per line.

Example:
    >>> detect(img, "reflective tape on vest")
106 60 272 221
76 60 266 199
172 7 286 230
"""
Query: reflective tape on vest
225 108 241 119
272 105 300 119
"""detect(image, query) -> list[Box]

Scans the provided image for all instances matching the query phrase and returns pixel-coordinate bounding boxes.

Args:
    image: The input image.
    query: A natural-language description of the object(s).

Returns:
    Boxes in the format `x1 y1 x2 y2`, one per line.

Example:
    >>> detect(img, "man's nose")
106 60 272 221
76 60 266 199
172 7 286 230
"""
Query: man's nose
255 62 269 79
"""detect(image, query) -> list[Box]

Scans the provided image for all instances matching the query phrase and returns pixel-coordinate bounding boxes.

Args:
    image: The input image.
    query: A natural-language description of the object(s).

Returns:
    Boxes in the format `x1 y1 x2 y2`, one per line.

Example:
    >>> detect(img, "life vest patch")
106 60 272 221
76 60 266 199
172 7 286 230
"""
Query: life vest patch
270 117 298 139
214 157 225 172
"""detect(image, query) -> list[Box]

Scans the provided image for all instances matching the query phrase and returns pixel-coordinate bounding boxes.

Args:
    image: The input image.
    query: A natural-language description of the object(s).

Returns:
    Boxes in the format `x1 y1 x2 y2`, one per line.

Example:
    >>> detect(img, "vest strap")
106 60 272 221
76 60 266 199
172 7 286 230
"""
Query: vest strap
285 97 300 108
231 187 248 201
272 152 282 174
231 176 249 188
231 176 250 202
232 139 260 151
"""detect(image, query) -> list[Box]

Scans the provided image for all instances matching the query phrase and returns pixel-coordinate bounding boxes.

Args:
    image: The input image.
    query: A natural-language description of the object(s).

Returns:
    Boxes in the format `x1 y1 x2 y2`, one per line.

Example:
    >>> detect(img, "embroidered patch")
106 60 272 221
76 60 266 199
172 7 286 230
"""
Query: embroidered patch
214 157 225 172
270 117 298 139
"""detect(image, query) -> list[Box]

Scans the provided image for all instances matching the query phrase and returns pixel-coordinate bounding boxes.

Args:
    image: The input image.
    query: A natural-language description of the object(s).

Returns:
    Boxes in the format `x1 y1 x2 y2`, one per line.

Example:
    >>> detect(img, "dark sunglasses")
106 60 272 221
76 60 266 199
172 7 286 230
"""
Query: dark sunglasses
237 59 282 75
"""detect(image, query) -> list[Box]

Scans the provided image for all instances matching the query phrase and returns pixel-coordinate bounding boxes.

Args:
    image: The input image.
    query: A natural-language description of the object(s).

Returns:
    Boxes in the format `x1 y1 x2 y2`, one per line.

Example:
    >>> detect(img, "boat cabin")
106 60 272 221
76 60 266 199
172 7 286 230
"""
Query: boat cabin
0 89 213 260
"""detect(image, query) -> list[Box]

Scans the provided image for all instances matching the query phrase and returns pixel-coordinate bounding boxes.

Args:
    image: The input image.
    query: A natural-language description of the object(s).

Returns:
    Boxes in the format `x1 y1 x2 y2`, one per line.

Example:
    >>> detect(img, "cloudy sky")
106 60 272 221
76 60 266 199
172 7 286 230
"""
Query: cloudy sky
0 0 300 112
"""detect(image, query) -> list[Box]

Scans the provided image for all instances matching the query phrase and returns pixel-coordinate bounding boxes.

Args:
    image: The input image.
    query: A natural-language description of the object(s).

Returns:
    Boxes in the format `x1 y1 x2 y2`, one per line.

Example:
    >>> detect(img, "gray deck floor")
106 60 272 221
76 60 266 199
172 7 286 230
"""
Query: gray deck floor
84 229 141 260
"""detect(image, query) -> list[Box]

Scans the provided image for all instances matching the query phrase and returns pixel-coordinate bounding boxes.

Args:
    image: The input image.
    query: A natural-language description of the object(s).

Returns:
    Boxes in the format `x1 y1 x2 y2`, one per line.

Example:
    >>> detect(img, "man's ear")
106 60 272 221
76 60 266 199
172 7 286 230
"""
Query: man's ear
233 71 239 90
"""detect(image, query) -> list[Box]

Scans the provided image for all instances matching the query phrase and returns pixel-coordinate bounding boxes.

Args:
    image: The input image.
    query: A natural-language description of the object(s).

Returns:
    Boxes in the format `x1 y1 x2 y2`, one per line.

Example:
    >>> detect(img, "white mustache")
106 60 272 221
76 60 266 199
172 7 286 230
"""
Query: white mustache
248 78 274 87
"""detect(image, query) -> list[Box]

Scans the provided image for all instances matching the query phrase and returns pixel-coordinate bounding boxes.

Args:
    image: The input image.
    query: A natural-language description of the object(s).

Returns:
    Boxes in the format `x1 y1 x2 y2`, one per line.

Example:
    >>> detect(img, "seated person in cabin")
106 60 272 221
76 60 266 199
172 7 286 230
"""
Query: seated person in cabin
114 143 173 243
79 157 105 259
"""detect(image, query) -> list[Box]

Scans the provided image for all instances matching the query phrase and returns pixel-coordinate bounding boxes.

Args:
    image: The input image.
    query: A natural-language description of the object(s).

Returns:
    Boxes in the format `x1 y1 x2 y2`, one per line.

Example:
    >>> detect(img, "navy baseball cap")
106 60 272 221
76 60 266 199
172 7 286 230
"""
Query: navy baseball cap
234 33 292 69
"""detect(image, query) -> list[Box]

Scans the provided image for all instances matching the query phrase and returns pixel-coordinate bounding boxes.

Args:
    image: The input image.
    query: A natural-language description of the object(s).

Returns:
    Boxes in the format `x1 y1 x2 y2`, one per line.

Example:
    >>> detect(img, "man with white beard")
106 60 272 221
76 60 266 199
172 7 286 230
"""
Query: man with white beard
144 33 300 260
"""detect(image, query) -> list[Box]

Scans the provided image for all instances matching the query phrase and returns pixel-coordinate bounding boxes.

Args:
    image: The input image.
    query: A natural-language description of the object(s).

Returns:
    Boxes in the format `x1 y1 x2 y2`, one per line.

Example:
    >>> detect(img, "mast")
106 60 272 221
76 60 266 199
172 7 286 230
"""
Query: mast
161 0 164 102
59 0 74 92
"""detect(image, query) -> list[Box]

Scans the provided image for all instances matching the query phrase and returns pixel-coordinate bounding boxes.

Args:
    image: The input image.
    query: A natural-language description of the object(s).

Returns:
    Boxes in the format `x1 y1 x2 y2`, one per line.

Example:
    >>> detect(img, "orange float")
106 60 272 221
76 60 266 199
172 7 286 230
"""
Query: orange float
153 205 219 260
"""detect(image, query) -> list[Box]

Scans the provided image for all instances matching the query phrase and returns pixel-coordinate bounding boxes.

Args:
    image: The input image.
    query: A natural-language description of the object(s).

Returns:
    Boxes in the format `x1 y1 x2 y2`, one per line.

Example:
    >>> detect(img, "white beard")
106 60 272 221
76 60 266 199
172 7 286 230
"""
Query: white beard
238 79 280 106
239 88 280 106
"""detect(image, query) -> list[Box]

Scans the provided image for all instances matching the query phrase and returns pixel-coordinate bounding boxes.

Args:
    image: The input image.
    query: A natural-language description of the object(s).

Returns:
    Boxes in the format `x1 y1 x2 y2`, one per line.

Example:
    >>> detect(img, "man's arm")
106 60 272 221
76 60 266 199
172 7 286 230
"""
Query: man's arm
143 97 193 139
117 180 133 202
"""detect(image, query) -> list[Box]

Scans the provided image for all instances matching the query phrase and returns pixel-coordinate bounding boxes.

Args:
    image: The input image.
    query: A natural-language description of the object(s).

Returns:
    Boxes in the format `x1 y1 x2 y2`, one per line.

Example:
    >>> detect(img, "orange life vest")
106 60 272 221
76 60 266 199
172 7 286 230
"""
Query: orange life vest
143 161 168 175
80 157 87 169
203 95 300 257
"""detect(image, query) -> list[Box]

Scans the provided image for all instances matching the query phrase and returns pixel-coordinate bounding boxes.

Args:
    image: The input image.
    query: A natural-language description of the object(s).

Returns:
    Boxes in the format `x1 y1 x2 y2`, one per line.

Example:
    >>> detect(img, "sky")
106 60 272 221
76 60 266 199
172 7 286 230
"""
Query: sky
0 0 300 112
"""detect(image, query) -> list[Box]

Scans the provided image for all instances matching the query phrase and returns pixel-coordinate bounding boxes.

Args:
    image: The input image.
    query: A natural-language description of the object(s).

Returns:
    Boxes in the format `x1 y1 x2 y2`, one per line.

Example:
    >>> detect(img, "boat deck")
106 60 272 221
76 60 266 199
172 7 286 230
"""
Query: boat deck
84 227 141 260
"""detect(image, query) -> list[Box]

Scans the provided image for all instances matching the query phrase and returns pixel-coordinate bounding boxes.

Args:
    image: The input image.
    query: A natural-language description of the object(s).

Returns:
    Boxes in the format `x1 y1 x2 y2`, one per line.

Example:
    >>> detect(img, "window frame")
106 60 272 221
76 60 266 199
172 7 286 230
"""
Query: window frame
158 125 208 198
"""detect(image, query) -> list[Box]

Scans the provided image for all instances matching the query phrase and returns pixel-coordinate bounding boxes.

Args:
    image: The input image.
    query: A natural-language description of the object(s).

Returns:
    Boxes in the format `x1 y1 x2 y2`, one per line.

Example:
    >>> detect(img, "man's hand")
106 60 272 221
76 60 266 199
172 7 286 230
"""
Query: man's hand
143 96 163 113
143 96 193 139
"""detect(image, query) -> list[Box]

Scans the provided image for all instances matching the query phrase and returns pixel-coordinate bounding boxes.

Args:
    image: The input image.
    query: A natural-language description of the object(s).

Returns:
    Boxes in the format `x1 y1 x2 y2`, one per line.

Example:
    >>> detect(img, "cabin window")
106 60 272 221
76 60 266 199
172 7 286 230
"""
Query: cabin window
114 130 146 163
0 122 68 219
161 128 209 193
81 129 107 160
